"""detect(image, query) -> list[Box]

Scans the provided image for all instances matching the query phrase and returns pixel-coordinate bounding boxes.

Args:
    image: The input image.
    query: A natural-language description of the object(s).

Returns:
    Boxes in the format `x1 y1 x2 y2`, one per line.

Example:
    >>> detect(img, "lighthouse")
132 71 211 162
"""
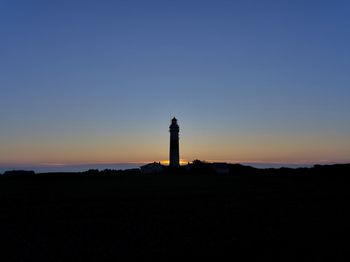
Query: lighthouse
169 117 180 167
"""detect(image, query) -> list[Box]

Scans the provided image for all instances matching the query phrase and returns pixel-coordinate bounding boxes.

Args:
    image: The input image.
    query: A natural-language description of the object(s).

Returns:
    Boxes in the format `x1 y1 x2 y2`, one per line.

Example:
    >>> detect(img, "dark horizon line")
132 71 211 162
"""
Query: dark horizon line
1 161 350 174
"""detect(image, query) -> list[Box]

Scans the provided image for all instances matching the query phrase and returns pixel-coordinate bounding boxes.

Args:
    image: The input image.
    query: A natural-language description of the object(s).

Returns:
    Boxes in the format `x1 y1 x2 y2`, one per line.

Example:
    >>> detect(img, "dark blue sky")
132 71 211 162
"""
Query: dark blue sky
1 0 349 165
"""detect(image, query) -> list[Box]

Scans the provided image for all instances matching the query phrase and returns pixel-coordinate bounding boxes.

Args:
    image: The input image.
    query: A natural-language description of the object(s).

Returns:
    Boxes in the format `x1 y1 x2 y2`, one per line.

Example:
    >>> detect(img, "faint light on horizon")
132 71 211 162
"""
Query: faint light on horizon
160 159 189 166
40 163 66 166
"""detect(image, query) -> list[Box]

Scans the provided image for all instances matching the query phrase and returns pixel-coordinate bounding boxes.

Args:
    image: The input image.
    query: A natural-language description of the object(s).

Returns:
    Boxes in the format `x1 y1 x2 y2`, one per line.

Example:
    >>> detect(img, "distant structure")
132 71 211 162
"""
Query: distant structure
169 117 180 167
140 162 164 174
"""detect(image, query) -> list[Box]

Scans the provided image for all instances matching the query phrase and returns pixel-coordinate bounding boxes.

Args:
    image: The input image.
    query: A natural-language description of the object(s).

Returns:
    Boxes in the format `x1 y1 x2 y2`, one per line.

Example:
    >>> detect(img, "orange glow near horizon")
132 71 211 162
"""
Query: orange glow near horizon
1 131 350 166
1 157 349 167
160 159 189 166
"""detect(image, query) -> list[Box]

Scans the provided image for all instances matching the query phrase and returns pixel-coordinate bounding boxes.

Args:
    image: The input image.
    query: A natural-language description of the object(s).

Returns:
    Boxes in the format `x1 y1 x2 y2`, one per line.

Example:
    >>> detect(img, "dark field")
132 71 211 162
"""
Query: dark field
1 165 350 261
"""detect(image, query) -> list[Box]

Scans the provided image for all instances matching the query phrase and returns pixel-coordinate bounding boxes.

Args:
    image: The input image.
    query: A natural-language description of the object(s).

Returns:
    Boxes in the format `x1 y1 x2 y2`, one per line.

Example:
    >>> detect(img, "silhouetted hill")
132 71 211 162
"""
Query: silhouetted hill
1 163 350 260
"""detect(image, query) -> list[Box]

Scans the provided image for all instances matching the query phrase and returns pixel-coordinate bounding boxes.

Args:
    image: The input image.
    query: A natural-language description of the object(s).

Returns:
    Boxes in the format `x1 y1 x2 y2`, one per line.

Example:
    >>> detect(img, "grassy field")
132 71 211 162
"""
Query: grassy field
0 166 349 260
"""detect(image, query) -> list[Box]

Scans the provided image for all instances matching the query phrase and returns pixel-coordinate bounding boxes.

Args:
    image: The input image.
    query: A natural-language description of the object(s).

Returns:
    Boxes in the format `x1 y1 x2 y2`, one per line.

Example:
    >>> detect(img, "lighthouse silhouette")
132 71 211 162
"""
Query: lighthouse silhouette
169 117 180 167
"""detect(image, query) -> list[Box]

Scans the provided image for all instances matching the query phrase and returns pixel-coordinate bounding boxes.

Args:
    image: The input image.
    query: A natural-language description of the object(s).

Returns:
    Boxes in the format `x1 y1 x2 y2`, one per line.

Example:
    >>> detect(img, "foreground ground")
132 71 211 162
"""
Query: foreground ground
0 165 349 261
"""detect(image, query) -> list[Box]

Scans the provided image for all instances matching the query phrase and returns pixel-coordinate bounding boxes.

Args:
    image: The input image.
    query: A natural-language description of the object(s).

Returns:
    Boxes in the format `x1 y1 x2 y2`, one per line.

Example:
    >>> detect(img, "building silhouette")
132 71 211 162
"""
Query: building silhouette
169 117 180 167
140 162 164 174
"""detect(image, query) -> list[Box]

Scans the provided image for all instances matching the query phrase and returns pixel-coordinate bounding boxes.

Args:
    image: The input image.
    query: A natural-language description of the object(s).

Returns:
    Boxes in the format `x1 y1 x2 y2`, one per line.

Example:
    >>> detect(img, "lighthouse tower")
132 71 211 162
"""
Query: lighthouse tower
169 117 180 167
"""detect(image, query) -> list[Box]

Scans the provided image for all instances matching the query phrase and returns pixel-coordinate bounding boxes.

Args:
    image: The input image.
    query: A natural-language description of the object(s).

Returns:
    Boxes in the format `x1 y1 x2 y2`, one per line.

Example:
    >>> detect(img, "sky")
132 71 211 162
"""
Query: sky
1 0 350 169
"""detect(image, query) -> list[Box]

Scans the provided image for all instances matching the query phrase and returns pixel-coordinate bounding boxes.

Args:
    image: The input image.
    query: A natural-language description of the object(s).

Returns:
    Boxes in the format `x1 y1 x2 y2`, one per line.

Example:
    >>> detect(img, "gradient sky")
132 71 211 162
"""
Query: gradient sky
1 0 350 167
